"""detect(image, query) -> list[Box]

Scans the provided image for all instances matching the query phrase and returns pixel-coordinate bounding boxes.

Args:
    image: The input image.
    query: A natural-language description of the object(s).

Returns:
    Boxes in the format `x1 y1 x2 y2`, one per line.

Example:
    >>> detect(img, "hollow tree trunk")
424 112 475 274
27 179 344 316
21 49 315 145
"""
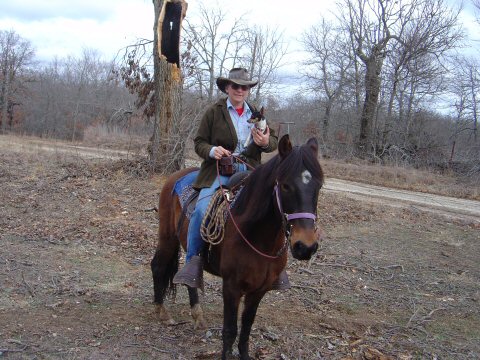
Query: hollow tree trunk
150 0 188 173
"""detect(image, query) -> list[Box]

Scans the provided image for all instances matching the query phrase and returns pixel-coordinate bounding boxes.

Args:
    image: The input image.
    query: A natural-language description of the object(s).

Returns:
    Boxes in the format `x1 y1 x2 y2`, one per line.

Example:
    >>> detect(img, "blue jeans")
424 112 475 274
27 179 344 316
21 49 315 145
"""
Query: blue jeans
185 163 246 262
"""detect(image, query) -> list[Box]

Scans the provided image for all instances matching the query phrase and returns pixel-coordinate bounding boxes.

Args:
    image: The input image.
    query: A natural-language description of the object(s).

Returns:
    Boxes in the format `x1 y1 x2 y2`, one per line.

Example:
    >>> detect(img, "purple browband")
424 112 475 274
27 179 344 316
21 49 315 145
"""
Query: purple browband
286 213 316 221
274 183 317 222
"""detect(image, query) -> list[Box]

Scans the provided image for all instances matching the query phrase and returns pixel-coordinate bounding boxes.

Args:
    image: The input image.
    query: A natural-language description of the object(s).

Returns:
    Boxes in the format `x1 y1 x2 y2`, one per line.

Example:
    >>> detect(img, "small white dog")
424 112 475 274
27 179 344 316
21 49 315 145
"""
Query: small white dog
244 107 267 147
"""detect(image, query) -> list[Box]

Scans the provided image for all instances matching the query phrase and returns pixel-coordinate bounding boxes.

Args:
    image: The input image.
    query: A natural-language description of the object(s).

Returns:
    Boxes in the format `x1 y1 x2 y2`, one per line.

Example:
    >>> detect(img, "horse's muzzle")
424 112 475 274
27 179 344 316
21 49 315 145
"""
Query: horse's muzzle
291 241 318 260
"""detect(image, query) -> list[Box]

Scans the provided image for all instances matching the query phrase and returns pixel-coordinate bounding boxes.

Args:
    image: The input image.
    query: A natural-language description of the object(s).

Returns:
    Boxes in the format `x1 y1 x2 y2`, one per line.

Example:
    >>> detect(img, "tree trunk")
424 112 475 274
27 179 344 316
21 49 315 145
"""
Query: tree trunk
383 71 400 147
1 68 9 134
323 98 333 142
471 80 478 142
150 0 188 173
358 55 383 153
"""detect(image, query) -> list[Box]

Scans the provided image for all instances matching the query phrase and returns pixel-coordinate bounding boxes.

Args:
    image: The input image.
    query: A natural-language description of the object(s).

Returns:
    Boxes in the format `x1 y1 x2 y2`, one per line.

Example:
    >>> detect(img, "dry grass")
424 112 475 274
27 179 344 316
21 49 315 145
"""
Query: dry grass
321 158 480 201
15 130 479 201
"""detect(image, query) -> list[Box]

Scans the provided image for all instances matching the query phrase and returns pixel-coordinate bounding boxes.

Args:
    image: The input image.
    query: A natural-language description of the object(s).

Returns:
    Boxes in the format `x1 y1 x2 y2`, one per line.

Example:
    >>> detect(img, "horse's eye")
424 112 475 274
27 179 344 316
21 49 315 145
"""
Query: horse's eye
280 183 291 192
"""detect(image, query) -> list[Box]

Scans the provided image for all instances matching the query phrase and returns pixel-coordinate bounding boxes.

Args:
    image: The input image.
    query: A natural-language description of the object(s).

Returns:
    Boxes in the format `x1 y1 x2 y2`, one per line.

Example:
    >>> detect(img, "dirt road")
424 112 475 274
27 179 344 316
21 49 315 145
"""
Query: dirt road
324 179 480 222
2 134 478 223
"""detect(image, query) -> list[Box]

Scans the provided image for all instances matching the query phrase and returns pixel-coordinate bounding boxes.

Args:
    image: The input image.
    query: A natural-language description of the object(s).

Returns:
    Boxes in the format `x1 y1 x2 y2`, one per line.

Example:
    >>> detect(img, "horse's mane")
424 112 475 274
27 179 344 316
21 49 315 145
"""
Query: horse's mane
232 142 324 222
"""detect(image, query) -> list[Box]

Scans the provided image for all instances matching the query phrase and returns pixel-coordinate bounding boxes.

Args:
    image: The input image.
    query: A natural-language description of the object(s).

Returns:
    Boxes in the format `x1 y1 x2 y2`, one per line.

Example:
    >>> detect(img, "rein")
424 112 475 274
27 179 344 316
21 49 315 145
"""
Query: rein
215 155 316 260
216 157 284 259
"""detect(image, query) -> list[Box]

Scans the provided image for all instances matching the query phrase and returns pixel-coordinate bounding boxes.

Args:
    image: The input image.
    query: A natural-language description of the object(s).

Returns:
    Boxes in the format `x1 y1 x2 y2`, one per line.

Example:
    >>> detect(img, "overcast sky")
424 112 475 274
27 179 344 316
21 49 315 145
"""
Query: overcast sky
0 0 478 67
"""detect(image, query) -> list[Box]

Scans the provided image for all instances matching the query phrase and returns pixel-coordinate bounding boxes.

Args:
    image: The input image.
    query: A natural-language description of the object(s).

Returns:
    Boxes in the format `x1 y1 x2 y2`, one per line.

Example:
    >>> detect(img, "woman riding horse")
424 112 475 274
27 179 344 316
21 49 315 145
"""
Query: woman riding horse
151 134 324 359
172 67 290 290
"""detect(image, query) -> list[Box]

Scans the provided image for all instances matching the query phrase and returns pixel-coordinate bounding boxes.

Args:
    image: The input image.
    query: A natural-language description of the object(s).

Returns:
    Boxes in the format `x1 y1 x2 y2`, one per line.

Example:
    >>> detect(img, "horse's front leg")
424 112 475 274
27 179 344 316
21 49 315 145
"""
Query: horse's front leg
222 284 242 360
238 290 267 360
187 286 207 329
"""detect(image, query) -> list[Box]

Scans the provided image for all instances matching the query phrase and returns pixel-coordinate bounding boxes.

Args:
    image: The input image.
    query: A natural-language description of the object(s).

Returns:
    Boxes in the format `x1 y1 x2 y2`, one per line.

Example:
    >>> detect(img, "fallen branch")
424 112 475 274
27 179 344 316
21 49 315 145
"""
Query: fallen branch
298 267 315 275
317 322 339 331
151 346 170 353
291 284 322 295
170 320 190 326
0 346 27 353
406 306 421 328
381 264 404 272
21 271 35 297
316 262 363 271
406 307 446 328
422 307 446 322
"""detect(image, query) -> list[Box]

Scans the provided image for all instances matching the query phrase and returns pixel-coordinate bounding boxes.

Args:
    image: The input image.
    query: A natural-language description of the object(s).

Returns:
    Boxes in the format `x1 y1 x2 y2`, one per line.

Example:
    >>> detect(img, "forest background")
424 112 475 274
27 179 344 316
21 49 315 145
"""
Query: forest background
0 0 479 180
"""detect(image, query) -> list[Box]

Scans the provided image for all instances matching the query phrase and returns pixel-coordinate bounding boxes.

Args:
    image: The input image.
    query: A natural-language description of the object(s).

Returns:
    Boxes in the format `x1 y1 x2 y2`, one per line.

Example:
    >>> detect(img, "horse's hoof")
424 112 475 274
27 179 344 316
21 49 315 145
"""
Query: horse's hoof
221 351 235 360
194 317 207 330
155 304 175 325
191 303 207 330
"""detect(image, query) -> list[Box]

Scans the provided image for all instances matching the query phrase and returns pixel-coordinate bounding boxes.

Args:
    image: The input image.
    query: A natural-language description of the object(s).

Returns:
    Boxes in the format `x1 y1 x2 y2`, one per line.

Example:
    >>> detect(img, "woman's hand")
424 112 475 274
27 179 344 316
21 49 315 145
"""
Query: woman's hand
252 126 270 147
212 146 231 160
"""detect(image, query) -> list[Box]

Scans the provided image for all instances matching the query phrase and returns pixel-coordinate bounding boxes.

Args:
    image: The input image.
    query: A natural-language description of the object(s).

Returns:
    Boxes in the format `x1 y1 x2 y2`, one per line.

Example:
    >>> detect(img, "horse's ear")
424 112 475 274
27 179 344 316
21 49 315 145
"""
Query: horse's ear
306 137 318 155
278 134 292 159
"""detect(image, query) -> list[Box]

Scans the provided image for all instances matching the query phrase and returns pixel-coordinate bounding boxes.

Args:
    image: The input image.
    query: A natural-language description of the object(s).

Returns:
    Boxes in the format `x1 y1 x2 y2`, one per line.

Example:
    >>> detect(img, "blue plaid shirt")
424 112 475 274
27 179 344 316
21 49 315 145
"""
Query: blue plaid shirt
226 98 253 154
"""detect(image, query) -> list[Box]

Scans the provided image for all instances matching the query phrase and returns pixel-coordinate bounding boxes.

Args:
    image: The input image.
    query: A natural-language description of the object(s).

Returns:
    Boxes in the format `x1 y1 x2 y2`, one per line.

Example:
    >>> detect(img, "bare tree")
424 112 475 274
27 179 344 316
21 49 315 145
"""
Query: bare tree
242 26 288 104
0 30 35 133
183 4 245 100
339 0 418 153
337 0 463 155
381 0 463 148
451 56 479 142
473 0 480 24
21 50 129 139
302 18 352 141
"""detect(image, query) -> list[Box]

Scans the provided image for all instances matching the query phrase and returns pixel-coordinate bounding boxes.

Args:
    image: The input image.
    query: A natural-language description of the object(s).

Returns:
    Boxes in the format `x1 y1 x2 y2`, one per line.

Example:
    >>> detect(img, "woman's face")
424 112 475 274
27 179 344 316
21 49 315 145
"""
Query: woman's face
225 83 250 107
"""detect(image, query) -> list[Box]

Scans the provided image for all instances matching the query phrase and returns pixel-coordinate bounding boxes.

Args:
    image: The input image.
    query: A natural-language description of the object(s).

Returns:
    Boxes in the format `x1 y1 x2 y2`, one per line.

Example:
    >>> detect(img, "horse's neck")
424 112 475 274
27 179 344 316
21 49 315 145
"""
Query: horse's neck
235 182 282 232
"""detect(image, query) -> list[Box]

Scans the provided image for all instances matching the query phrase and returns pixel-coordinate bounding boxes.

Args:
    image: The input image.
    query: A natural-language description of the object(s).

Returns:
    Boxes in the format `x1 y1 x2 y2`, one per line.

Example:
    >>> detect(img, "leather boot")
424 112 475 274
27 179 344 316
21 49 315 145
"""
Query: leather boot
270 269 291 290
173 255 203 288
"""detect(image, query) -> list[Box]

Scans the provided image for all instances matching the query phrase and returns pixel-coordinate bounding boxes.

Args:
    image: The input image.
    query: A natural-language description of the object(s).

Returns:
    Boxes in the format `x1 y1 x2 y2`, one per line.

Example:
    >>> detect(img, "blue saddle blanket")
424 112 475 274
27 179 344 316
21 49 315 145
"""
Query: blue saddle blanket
173 170 200 212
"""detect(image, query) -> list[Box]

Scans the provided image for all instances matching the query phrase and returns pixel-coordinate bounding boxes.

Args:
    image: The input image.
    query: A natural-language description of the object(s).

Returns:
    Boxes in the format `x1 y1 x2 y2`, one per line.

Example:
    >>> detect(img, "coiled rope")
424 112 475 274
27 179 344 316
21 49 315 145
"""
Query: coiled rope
200 189 230 245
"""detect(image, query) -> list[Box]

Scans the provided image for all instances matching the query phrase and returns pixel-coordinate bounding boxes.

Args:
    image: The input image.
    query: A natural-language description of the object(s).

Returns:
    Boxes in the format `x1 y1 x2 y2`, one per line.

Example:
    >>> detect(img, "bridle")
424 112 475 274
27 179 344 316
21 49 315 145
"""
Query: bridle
273 182 317 241
216 156 318 260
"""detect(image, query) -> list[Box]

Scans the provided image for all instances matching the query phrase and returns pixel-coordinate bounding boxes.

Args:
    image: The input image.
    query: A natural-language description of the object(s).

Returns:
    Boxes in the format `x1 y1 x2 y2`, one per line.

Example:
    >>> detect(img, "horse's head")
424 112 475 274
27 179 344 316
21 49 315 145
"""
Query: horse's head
275 135 323 260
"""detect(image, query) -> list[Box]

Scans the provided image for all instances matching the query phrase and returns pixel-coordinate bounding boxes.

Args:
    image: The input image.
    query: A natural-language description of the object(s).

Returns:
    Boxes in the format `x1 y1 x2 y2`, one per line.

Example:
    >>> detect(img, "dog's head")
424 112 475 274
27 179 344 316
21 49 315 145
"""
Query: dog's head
248 106 265 125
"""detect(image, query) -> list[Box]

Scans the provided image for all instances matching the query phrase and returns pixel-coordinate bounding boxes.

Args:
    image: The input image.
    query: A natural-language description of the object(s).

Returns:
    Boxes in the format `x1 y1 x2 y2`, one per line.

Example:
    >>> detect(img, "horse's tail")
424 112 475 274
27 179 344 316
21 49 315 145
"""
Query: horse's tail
151 240 180 303
152 186 182 303
152 167 198 303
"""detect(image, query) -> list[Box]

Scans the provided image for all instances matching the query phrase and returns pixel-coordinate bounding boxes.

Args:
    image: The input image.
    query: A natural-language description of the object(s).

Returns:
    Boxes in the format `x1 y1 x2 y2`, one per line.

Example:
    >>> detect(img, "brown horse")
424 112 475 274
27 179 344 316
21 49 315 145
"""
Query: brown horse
151 135 324 360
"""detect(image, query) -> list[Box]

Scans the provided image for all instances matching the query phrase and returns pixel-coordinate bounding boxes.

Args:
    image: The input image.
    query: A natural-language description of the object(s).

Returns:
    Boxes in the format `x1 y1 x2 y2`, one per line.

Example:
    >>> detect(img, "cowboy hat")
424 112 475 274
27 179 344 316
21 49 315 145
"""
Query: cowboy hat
216 68 258 93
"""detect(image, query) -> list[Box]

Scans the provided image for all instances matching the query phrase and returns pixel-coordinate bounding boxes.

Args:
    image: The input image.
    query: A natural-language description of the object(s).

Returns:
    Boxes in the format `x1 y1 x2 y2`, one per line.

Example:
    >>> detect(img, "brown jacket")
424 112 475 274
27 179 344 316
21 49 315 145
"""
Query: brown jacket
193 98 278 189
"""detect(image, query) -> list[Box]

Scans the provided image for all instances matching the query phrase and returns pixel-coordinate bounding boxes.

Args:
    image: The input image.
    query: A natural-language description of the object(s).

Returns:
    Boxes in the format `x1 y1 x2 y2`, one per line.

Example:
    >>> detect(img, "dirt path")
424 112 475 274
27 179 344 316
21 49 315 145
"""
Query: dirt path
0 134 144 160
2 134 478 224
324 178 480 222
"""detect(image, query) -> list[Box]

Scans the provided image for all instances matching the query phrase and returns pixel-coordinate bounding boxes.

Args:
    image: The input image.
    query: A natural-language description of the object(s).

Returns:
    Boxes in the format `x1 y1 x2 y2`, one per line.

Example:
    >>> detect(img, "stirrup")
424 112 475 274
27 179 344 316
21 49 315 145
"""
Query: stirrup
173 255 204 288
270 269 291 290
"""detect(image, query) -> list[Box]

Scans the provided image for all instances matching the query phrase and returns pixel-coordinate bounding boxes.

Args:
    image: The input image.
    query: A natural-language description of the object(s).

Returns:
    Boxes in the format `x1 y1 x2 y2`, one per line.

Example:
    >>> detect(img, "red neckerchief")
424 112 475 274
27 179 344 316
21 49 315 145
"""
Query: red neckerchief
235 107 244 116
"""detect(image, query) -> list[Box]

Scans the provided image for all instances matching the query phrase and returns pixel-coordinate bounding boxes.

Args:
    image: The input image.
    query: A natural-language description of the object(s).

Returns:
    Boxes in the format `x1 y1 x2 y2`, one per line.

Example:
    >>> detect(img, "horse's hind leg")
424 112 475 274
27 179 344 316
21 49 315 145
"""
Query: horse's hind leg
187 286 207 329
151 245 178 325
238 291 267 360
